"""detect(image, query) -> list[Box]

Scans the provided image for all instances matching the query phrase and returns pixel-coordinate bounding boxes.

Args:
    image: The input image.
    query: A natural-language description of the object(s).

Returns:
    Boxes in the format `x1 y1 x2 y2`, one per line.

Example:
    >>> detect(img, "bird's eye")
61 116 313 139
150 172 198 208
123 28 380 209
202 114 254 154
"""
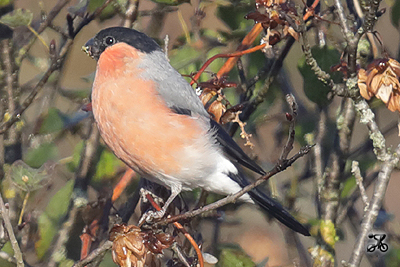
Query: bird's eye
105 36 115 45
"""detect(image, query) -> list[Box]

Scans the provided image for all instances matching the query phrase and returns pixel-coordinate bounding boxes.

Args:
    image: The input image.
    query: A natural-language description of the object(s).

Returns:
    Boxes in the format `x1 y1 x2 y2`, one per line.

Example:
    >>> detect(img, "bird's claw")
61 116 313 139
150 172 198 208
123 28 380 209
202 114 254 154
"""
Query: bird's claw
139 209 166 225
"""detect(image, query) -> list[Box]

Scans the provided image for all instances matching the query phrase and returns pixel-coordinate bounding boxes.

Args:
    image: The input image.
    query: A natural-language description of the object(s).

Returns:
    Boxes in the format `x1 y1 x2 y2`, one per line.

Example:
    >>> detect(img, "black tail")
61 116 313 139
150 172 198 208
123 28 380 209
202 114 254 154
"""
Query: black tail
228 172 310 236
248 188 310 236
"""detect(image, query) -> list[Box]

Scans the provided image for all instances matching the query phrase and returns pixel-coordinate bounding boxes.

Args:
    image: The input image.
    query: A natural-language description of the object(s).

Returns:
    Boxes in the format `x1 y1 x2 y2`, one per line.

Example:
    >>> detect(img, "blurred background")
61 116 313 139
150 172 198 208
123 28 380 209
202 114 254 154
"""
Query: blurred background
1 0 400 266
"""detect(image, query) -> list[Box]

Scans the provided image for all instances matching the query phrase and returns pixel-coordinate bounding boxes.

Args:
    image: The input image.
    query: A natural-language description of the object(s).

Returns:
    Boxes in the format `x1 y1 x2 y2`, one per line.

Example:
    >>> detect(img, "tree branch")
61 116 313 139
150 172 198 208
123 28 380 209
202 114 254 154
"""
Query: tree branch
0 192 24 267
347 145 400 267
72 241 113 267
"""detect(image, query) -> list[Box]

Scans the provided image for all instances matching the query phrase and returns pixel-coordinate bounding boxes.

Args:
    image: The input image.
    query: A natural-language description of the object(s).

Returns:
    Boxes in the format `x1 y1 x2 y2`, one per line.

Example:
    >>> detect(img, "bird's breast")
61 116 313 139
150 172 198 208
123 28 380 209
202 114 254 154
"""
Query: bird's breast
91 62 214 183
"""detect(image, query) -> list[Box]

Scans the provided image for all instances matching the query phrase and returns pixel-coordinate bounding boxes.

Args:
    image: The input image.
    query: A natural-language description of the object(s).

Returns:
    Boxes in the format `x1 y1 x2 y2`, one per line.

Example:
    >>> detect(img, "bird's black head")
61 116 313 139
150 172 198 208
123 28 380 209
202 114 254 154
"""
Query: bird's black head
83 27 161 60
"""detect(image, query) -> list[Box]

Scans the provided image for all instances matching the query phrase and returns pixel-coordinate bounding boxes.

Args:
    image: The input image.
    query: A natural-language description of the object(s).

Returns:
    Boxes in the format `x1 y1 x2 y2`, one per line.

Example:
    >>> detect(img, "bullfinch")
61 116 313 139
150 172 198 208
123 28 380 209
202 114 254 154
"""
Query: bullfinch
84 27 310 236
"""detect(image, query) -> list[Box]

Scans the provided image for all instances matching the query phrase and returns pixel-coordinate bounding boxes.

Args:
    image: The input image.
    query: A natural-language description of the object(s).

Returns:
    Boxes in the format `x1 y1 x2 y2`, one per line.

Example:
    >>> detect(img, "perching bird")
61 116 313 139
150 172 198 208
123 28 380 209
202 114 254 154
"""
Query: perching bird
84 27 310 236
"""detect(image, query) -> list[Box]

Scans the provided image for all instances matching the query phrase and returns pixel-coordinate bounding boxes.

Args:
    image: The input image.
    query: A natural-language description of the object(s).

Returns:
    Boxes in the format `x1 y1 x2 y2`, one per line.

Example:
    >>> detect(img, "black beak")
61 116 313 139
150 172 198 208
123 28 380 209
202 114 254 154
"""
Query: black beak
82 38 99 60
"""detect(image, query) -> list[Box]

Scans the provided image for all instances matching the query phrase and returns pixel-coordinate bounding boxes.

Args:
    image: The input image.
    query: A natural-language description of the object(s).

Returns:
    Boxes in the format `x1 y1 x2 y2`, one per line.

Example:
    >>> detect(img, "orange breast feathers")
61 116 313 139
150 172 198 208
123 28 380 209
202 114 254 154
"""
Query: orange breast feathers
91 43 208 178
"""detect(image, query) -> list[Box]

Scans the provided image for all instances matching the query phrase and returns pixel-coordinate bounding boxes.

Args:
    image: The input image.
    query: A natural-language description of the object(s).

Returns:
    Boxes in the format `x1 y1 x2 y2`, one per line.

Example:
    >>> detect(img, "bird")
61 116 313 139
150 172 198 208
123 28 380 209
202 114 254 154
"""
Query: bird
83 27 310 236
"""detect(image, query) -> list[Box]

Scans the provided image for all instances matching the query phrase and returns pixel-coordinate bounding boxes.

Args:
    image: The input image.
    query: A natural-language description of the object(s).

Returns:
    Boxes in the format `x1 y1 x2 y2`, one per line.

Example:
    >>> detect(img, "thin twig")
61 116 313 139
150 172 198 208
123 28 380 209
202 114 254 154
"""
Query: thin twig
71 0 115 37
317 98 356 265
123 0 140 28
48 206 80 267
347 144 400 267
351 161 369 211
333 0 359 75
216 23 264 78
16 0 72 63
279 94 297 161
0 192 24 267
353 99 390 161
72 241 113 267
111 168 135 202
334 0 353 43
190 44 267 86
1 40 19 144
299 13 334 88
70 121 101 260
171 243 191 267
0 251 16 264
0 38 74 135
336 171 378 225
315 108 327 197
0 0 115 135
146 194 205 267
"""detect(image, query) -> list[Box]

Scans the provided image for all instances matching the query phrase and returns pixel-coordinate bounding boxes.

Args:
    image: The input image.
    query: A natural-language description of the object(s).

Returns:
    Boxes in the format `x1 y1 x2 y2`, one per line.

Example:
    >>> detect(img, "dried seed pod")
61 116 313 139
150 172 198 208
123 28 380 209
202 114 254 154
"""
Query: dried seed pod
220 104 245 124
358 57 400 112
268 30 281 45
110 224 146 267
143 231 174 254
199 88 227 122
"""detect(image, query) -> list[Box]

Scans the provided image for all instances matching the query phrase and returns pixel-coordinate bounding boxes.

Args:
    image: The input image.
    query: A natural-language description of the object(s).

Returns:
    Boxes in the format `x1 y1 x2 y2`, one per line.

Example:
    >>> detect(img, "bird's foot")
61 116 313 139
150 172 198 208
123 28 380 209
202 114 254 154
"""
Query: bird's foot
138 209 166 225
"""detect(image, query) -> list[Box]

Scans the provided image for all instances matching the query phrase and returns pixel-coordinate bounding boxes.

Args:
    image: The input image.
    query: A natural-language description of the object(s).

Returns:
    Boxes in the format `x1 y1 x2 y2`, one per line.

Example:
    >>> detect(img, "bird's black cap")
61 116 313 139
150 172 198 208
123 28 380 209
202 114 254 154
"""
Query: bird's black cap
84 27 161 60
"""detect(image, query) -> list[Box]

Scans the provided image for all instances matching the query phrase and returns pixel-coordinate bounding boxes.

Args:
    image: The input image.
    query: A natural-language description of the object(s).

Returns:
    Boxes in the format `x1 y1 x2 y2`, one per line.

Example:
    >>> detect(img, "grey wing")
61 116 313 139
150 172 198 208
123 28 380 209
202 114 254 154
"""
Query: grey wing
138 50 209 118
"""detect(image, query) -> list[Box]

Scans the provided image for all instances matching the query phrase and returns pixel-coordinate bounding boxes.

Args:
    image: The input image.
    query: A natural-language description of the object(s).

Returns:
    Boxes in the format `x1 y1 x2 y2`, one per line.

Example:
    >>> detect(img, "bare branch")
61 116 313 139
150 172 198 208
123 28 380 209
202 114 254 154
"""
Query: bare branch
0 38 74 135
0 192 24 267
351 161 369 211
72 241 113 267
0 251 16 264
17 0 72 63
279 94 297 161
347 145 400 267
336 171 378 225
123 0 140 28
48 205 80 267
354 99 390 161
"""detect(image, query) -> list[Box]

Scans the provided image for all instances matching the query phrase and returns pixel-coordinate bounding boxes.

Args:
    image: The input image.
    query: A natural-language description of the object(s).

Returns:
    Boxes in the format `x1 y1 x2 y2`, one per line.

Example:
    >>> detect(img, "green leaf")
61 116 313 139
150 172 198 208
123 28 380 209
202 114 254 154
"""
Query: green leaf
391 0 400 28
0 0 13 8
99 251 117 267
0 242 15 267
93 149 124 181
218 246 255 267
0 8 33 27
35 180 74 259
36 213 57 259
298 46 341 106
44 180 74 220
66 141 83 172
24 143 58 168
59 259 75 267
386 247 400 267
6 160 53 192
340 176 356 198
169 45 203 70
39 108 65 134
88 0 127 21
217 1 253 31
